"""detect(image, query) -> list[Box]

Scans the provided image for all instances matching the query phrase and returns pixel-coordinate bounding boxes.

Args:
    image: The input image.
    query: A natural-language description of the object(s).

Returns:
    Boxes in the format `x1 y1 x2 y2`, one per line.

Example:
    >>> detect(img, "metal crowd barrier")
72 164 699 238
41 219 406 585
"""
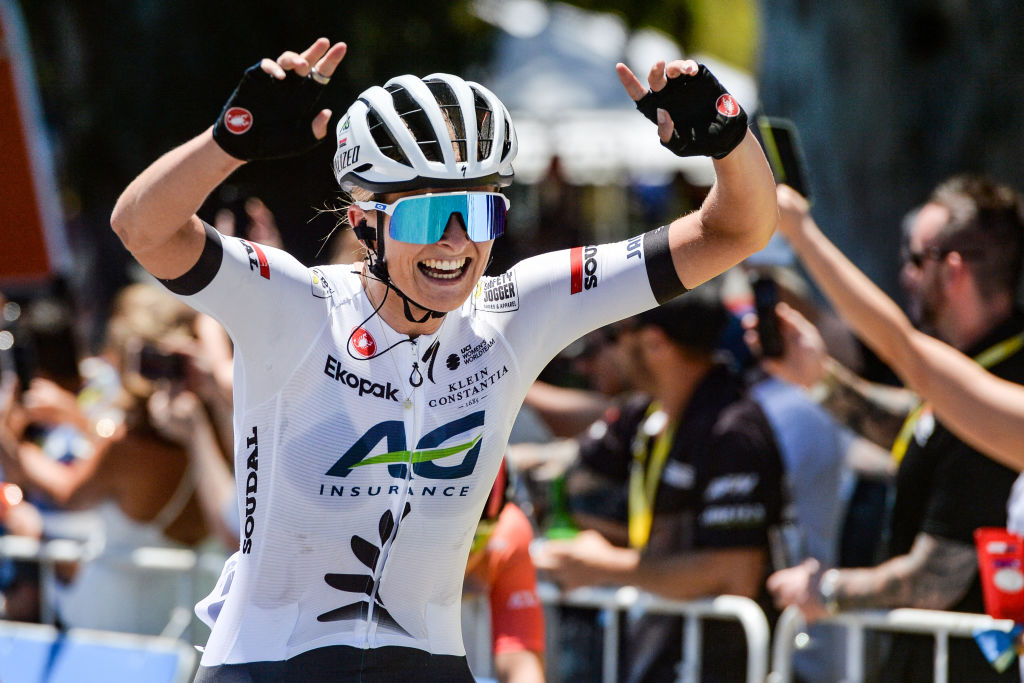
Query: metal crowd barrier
769 604 1018 683
536 582 770 683
0 619 197 683
0 535 223 642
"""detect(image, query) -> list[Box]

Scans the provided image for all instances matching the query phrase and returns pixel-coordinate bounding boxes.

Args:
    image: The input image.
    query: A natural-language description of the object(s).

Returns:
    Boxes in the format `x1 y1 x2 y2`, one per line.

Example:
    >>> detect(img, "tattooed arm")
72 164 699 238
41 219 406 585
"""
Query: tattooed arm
768 533 977 619
827 533 977 610
815 357 918 449
760 302 917 448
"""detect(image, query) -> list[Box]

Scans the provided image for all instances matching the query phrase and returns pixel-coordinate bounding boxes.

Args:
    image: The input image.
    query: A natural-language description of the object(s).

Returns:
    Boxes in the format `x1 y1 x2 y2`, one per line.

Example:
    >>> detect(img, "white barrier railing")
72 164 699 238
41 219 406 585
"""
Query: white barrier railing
0 535 223 642
769 604 1018 683
536 582 770 683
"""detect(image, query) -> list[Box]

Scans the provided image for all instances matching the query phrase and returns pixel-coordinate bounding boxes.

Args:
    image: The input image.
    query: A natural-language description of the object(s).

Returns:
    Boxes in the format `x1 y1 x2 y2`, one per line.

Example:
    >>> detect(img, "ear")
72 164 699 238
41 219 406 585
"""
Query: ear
348 205 379 251
347 203 367 231
943 250 970 292
638 325 670 351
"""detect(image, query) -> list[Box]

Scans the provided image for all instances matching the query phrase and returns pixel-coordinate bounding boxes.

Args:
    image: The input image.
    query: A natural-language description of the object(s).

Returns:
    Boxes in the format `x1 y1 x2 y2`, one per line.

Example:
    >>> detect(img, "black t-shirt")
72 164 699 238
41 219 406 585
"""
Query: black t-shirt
884 313 1024 683
574 364 784 683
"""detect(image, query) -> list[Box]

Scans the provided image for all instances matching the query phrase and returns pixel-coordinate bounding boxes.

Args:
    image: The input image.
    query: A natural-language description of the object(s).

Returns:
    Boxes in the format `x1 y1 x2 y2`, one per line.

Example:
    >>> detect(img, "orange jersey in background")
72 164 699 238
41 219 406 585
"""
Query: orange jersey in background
465 503 545 655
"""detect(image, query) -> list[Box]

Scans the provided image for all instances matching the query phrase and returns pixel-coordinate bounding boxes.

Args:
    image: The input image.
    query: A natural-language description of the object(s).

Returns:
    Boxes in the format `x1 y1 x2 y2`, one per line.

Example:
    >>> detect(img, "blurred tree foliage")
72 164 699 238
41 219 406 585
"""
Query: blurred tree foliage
15 0 496 309
14 0 755 340
560 0 758 69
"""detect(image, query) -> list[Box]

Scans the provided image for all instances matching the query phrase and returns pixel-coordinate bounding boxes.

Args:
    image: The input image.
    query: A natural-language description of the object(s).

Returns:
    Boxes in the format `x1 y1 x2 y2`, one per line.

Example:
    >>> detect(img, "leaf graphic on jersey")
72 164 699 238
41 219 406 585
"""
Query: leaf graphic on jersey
324 573 374 596
317 601 368 623
379 509 394 543
351 534 380 570
378 502 411 541
316 600 409 636
318 506 412 637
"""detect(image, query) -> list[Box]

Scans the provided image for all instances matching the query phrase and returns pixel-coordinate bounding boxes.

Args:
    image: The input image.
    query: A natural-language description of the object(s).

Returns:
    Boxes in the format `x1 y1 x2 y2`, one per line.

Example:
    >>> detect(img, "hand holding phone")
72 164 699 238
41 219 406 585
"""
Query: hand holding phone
751 274 784 358
756 116 813 204
137 345 189 381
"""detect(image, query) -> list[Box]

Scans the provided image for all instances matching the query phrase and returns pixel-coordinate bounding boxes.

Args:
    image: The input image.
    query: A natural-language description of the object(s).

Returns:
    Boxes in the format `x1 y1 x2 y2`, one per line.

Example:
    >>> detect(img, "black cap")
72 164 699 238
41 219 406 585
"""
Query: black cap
634 290 727 353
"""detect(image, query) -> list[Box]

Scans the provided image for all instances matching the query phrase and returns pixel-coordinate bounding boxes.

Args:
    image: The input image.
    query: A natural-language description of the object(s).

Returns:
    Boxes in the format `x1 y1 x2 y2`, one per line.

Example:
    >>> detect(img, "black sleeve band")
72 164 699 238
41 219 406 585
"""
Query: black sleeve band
159 221 224 296
642 225 688 304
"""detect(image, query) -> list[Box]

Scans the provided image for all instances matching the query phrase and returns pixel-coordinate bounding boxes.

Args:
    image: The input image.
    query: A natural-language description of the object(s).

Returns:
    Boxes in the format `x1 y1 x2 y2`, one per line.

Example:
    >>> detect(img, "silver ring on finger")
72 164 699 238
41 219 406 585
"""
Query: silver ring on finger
309 67 330 85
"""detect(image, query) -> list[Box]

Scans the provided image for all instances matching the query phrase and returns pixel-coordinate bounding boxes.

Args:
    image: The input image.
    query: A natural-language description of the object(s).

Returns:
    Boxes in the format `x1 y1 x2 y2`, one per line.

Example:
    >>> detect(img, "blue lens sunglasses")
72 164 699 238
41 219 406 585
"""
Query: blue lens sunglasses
355 191 510 245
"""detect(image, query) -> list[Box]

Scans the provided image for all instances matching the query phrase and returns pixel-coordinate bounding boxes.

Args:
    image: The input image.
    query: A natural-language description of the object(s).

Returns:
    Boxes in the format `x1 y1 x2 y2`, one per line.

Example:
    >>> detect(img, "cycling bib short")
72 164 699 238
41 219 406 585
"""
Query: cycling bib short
165 222 683 672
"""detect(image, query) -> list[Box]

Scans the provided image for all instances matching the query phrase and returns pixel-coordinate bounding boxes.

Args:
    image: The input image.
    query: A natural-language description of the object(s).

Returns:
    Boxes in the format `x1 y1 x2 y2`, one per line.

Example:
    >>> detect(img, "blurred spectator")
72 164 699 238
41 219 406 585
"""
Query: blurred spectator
536 156 584 254
766 178 1024 683
534 292 785 683
213 196 284 250
464 461 545 683
523 321 640 440
0 282 231 635
739 265 896 682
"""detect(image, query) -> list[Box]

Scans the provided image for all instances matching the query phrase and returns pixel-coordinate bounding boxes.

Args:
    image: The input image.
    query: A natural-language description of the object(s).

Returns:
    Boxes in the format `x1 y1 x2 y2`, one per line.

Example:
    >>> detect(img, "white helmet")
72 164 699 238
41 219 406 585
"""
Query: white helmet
334 73 518 193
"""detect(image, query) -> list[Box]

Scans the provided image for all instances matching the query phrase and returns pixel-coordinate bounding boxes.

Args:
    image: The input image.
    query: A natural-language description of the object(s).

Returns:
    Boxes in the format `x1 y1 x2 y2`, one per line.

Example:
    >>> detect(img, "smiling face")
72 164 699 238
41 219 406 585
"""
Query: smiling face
347 186 498 332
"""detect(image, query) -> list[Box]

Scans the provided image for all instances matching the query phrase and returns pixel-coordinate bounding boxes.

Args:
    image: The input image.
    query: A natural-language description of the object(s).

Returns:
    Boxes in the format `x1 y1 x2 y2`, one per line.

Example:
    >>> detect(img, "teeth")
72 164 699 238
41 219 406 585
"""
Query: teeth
420 257 467 279
421 258 466 271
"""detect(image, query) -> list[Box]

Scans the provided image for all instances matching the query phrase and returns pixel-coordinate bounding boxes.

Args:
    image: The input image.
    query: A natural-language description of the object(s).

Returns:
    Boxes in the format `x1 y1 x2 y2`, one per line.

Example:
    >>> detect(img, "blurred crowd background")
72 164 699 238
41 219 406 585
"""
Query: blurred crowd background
6 0 1024 340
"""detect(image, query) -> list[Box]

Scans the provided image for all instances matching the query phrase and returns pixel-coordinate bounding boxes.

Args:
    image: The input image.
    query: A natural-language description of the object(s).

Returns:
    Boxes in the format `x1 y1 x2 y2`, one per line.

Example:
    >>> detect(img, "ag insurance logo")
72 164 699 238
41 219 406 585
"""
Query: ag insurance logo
324 411 485 481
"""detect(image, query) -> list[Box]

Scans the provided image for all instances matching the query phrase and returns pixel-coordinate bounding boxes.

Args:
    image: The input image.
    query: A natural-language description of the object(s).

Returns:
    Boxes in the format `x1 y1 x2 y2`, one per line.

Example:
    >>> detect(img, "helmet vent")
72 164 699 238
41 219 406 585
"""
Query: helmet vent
386 83 444 163
425 79 467 163
471 88 494 161
365 104 409 166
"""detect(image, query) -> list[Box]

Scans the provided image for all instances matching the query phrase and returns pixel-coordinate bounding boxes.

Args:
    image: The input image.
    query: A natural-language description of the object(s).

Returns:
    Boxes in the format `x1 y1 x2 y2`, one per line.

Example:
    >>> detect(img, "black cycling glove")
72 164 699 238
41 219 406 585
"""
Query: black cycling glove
212 63 329 161
635 64 747 159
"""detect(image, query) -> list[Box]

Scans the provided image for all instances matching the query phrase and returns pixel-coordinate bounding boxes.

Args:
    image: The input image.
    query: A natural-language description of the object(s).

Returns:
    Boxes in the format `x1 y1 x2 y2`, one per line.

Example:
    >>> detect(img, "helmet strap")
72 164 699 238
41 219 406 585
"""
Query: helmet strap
355 217 447 324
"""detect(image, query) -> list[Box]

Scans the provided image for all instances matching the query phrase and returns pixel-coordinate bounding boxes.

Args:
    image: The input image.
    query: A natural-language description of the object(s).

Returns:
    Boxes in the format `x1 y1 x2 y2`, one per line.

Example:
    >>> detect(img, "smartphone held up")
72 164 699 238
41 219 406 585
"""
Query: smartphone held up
751 273 784 358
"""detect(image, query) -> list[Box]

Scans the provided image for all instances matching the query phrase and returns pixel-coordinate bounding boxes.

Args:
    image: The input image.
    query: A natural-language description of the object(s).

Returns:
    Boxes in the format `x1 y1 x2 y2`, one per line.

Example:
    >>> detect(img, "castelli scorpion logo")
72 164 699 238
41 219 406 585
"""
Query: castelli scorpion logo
715 94 740 118
224 107 253 134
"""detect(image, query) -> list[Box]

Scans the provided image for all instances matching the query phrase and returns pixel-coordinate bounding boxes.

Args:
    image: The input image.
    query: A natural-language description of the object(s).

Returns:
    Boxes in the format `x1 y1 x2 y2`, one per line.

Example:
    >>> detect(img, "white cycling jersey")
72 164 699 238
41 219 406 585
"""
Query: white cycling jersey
167 223 683 667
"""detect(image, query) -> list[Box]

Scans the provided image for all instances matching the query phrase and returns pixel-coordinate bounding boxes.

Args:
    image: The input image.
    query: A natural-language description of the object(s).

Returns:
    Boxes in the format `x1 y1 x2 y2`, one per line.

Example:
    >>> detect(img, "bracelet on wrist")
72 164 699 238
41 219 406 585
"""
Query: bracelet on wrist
817 568 841 615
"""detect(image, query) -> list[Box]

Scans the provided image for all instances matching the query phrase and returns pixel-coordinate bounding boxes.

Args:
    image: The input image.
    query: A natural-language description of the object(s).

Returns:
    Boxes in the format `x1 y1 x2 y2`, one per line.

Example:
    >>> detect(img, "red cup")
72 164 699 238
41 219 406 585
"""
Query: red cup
975 527 1024 621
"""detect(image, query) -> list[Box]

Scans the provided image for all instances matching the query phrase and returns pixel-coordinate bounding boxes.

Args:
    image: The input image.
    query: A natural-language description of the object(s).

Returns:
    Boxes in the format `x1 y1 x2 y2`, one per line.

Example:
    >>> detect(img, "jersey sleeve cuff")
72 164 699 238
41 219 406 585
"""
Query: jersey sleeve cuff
158 221 224 296
643 225 688 304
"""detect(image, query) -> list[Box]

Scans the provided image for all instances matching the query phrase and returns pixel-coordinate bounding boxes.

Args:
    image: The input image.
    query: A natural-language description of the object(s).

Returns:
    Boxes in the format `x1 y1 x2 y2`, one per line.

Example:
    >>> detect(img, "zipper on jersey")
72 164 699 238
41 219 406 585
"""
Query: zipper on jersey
364 338 421 647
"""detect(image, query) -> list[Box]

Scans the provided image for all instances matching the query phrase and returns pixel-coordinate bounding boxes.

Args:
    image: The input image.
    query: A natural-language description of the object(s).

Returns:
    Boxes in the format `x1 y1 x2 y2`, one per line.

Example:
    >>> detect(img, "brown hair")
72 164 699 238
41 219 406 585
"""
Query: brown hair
929 175 1024 299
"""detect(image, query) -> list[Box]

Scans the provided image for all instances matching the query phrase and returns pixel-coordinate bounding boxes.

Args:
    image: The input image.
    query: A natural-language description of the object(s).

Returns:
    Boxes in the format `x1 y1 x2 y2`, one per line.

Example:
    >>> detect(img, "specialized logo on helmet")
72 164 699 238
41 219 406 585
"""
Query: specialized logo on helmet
224 107 253 134
350 328 377 357
716 94 741 118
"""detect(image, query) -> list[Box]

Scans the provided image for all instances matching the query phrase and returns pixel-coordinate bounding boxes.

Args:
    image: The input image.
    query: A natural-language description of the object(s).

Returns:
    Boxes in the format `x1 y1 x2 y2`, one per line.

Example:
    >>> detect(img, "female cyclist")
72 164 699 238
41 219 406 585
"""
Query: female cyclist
111 37 776 682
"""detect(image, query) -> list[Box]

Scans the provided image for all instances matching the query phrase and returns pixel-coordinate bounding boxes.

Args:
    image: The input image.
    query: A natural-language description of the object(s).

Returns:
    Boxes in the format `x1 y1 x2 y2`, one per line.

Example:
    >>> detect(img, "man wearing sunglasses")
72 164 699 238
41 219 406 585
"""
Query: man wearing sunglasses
111 37 777 682
765 178 1024 683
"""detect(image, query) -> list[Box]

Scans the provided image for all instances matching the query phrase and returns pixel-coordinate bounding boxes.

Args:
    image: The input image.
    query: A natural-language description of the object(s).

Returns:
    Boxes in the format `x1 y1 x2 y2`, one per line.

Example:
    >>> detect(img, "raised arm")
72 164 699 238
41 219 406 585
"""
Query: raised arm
110 39 346 279
775 184 1024 469
617 60 777 289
